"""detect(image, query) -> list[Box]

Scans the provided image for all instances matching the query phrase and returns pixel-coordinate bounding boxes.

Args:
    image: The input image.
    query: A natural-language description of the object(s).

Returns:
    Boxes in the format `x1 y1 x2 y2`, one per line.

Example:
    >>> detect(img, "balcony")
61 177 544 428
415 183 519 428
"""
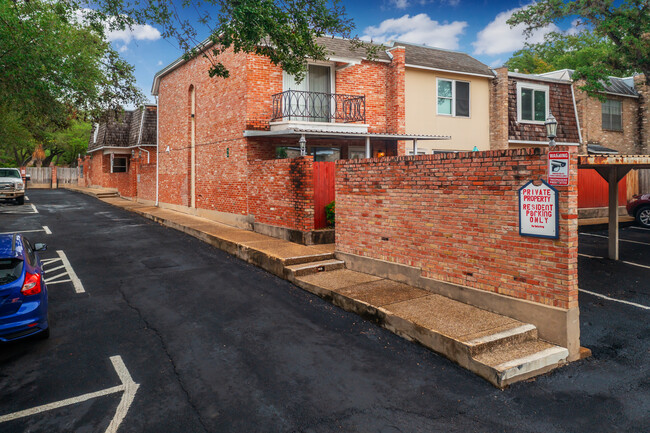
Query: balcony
270 90 367 133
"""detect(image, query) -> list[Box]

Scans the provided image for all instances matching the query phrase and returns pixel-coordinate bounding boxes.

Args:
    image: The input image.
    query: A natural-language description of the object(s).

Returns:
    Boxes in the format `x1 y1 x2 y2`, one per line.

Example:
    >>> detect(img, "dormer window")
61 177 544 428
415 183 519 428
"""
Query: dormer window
517 82 548 123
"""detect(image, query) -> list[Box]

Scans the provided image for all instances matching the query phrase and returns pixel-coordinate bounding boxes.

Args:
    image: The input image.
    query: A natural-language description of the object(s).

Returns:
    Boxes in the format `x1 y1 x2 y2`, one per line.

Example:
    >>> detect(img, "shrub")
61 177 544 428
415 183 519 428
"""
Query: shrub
325 200 335 227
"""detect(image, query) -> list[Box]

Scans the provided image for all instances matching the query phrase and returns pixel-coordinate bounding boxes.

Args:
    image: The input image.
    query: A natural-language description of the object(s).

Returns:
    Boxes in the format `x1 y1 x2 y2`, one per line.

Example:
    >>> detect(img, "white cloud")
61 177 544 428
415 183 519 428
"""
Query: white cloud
489 58 503 68
106 23 161 45
118 45 128 53
362 14 467 50
390 0 410 9
157 60 163 66
472 7 558 55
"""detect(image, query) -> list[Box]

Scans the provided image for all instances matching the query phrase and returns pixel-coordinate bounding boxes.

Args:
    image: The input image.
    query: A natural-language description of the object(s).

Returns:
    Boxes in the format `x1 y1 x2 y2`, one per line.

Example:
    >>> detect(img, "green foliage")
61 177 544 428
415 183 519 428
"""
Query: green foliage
325 200 335 227
92 0 366 81
0 108 35 167
506 31 623 75
508 0 650 95
44 120 92 166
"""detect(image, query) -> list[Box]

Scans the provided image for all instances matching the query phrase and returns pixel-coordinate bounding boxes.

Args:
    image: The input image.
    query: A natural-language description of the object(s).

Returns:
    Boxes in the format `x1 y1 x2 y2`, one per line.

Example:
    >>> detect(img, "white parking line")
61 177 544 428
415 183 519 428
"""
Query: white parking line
0 355 140 433
578 253 650 270
580 232 650 246
630 226 650 231
30 204 38 214
579 288 650 310
42 251 85 293
0 226 52 236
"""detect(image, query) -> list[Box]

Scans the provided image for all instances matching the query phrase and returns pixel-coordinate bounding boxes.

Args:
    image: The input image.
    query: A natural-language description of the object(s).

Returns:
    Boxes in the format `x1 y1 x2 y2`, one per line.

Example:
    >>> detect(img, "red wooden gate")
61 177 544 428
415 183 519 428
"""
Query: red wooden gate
313 161 335 229
578 168 627 208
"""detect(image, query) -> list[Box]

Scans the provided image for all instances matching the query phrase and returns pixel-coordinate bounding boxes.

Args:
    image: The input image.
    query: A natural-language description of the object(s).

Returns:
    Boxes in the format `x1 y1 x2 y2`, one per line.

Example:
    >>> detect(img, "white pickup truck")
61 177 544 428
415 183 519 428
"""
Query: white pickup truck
0 168 26 205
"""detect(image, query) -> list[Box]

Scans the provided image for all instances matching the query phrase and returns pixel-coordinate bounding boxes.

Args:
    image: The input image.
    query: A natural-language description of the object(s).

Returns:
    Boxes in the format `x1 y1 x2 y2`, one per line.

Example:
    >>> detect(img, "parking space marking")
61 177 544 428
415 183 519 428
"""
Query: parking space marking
0 226 52 236
630 226 650 232
42 250 85 293
578 253 650 270
579 288 650 310
0 204 38 215
0 355 140 433
579 232 650 246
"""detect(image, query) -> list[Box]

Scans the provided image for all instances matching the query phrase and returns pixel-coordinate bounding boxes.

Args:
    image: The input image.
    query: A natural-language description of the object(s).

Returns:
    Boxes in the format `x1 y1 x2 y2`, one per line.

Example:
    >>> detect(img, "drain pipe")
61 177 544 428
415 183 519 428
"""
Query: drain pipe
155 96 159 206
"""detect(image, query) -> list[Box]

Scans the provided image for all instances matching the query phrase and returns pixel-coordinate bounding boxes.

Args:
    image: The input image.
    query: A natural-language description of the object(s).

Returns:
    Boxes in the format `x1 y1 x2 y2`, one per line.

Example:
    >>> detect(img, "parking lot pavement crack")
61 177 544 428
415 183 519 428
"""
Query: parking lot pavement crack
116 281 210 433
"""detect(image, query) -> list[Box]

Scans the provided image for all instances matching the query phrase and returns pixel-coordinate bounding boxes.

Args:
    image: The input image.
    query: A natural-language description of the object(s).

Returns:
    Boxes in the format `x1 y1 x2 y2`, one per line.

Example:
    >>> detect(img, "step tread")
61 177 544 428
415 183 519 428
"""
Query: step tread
283 253 336 266
474 339 566 370
466 324 537 347
285 259 345 271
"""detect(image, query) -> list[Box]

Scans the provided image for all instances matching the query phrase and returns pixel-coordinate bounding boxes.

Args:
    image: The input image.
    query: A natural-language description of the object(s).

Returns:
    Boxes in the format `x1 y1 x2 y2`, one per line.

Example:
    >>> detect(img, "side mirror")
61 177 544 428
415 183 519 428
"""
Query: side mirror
34 243 47 252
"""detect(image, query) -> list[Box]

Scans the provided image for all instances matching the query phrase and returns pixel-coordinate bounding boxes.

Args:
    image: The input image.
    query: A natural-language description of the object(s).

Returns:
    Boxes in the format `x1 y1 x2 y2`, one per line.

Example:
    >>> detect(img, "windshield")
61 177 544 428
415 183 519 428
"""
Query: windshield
0 169 20 179
0 258 23 286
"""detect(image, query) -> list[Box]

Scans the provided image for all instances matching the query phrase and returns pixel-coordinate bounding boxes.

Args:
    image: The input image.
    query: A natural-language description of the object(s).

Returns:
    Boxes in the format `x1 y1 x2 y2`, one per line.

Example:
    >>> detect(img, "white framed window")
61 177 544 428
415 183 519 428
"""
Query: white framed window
436 78 470 118
110 155 128 173
517 82 549 123
602 99 622 131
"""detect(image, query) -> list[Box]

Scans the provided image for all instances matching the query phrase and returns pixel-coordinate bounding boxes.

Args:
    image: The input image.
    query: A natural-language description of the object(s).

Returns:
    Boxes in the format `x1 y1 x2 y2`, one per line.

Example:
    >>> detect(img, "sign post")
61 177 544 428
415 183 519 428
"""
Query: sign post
547 151 569 186
519 180 559 239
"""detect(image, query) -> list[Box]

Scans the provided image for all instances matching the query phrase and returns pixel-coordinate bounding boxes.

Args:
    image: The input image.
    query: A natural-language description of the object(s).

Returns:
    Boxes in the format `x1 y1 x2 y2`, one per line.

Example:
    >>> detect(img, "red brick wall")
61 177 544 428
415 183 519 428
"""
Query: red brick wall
336 147 579 309
248 156 315 231
158 48 250 213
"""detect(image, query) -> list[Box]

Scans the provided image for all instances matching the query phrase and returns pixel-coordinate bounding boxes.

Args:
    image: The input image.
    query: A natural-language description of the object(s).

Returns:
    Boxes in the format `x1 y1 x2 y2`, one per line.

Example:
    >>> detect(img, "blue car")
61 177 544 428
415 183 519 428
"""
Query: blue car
0 234 49 342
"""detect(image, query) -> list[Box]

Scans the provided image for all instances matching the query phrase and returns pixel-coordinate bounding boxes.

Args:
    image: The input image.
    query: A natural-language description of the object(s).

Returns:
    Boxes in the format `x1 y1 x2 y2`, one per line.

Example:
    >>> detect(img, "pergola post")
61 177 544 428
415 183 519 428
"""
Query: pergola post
413 138 418 155
365 136 371 158
608 167 619 260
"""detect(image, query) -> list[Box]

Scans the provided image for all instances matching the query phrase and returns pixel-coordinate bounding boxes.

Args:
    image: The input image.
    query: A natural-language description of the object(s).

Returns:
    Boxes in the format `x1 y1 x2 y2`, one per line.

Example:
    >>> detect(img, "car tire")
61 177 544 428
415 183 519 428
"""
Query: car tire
15 195 24 205
636 205 650 228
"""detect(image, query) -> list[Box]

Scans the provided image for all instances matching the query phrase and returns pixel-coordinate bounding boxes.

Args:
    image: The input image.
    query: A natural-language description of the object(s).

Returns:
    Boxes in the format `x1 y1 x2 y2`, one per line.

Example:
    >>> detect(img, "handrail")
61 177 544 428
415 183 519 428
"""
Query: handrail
271 90 366 123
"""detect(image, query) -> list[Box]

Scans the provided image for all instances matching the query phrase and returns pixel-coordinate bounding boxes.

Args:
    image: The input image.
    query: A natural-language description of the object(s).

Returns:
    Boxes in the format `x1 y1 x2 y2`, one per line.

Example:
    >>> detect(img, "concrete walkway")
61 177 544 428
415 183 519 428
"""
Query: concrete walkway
64 185 573 387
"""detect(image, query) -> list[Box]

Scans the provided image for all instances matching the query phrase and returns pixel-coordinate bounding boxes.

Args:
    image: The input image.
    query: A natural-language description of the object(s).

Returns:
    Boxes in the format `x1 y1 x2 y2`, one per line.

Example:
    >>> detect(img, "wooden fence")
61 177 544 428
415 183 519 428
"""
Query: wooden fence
57 167 78 185
25 166 78 187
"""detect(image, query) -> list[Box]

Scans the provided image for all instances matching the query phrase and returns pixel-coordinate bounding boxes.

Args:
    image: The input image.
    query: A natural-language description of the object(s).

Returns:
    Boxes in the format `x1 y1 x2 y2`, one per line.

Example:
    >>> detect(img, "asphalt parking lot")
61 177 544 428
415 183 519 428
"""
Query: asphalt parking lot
0 189 648 433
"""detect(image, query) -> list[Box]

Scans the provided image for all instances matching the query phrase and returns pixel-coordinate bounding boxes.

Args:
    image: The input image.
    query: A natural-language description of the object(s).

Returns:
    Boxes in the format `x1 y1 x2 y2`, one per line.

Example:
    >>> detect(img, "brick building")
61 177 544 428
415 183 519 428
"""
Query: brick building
149 37 492 243
490 67 581 150
82 105 158 201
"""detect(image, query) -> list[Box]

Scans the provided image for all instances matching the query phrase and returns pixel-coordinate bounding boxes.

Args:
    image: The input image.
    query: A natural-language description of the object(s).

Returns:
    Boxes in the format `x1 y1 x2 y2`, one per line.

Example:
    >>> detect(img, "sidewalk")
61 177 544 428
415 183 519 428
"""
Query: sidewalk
64 185 576 387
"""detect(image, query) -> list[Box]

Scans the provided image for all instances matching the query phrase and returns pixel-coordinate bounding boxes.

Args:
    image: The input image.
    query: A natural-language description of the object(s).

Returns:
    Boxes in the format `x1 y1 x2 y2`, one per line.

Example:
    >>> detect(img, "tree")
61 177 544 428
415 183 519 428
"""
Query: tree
0 108 35 167
505 31 627 75
0 0 143 132
508 0 650 95
90 0 365 81
44 120 92 167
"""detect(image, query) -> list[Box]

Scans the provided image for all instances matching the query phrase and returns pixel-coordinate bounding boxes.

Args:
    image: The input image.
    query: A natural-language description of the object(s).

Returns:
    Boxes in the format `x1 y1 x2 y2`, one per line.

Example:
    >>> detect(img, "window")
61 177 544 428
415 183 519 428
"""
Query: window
602 99 622 131
348 146 366 160
437 79 470 117
406 150 427 156
517 82 548 123
111 156 128 173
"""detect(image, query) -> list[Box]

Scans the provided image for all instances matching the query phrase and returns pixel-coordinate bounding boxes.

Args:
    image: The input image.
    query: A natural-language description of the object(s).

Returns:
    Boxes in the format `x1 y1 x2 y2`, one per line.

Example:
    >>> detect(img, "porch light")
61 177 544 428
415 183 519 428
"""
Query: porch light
299 134 306 156
544 113 557 147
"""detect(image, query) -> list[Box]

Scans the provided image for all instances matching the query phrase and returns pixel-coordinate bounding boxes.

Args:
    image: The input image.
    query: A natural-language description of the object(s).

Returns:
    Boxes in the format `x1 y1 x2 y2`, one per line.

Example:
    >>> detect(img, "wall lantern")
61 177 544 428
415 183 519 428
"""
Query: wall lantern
544 113 558 147
299 134 306 156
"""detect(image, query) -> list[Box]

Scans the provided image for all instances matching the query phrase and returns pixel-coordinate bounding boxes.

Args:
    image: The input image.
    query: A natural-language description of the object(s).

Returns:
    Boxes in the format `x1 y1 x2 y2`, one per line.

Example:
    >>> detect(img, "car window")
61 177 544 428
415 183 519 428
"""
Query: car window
0 169 20 178
22 237 36 267
0 258 23 286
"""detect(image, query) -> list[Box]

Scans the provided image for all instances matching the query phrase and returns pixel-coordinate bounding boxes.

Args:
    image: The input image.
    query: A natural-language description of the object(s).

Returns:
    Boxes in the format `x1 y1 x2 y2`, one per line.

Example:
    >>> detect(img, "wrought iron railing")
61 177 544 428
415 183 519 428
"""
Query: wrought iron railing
271 90 366 123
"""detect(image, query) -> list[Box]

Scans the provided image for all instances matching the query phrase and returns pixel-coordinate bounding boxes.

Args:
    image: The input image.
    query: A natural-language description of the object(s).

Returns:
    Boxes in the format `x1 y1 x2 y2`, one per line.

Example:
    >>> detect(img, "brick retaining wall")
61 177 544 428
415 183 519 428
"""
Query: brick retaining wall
336 147 579 309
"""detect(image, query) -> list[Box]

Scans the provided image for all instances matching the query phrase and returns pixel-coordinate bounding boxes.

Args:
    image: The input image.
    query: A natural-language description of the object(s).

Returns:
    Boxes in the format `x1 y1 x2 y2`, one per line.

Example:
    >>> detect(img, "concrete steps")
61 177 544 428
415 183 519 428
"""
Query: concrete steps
284 259 345 278
292 268 569 388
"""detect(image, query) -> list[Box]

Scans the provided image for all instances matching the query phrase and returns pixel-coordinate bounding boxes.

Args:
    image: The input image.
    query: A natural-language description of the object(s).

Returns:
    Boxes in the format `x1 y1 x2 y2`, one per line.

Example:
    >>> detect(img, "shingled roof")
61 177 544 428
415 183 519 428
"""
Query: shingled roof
539 69 639 98
397 42 494 77
88 105 157 153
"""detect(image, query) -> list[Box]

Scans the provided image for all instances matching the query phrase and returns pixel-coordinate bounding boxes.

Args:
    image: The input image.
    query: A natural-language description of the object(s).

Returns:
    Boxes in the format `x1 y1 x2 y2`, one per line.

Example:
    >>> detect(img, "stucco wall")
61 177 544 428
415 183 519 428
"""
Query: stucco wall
405 68 491 152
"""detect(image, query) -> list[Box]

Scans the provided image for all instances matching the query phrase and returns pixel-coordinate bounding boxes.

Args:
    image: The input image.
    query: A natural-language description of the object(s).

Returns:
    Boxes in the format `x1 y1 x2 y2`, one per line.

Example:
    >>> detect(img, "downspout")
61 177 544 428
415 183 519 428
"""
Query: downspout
571 85 583 146
155 97 159 206
138 147 150 164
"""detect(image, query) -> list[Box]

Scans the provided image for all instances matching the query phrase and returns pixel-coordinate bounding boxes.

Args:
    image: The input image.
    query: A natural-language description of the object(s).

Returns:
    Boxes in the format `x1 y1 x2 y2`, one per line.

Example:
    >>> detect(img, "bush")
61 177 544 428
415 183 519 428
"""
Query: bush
325 200 335 227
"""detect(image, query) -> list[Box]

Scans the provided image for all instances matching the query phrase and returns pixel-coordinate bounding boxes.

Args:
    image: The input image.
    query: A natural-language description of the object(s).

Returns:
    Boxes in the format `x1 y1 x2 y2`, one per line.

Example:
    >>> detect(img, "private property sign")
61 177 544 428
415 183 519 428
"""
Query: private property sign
547 151 569 186
519 180 559 239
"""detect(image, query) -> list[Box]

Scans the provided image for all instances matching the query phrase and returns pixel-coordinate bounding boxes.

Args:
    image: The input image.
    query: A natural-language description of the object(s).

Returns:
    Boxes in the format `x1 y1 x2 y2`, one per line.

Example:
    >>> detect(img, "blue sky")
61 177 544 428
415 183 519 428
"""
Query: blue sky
108 0 579 103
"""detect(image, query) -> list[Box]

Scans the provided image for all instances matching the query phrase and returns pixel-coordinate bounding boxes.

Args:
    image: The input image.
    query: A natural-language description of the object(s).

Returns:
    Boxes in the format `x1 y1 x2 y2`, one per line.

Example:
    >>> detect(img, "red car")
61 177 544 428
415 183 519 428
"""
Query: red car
627 193 650 228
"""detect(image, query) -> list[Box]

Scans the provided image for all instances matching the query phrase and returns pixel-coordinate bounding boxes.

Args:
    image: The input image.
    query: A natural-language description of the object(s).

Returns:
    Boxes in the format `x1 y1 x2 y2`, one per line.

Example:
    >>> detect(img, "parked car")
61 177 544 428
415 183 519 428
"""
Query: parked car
0 168 26 205
0 234 49 342
627 193 650 228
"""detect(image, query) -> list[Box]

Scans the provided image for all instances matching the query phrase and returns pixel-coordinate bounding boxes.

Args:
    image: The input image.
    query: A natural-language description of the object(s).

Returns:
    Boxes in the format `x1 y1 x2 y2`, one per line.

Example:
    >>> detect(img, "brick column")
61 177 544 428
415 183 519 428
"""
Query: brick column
386 46 406 155
634 74 649 154
490 67 509 150
51 166 57 189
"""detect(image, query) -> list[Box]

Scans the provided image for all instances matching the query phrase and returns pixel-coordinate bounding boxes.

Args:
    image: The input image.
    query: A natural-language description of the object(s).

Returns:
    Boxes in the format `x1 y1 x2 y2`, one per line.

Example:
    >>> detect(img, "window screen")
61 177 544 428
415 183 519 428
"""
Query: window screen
455 81 470 117
519 86 547 122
